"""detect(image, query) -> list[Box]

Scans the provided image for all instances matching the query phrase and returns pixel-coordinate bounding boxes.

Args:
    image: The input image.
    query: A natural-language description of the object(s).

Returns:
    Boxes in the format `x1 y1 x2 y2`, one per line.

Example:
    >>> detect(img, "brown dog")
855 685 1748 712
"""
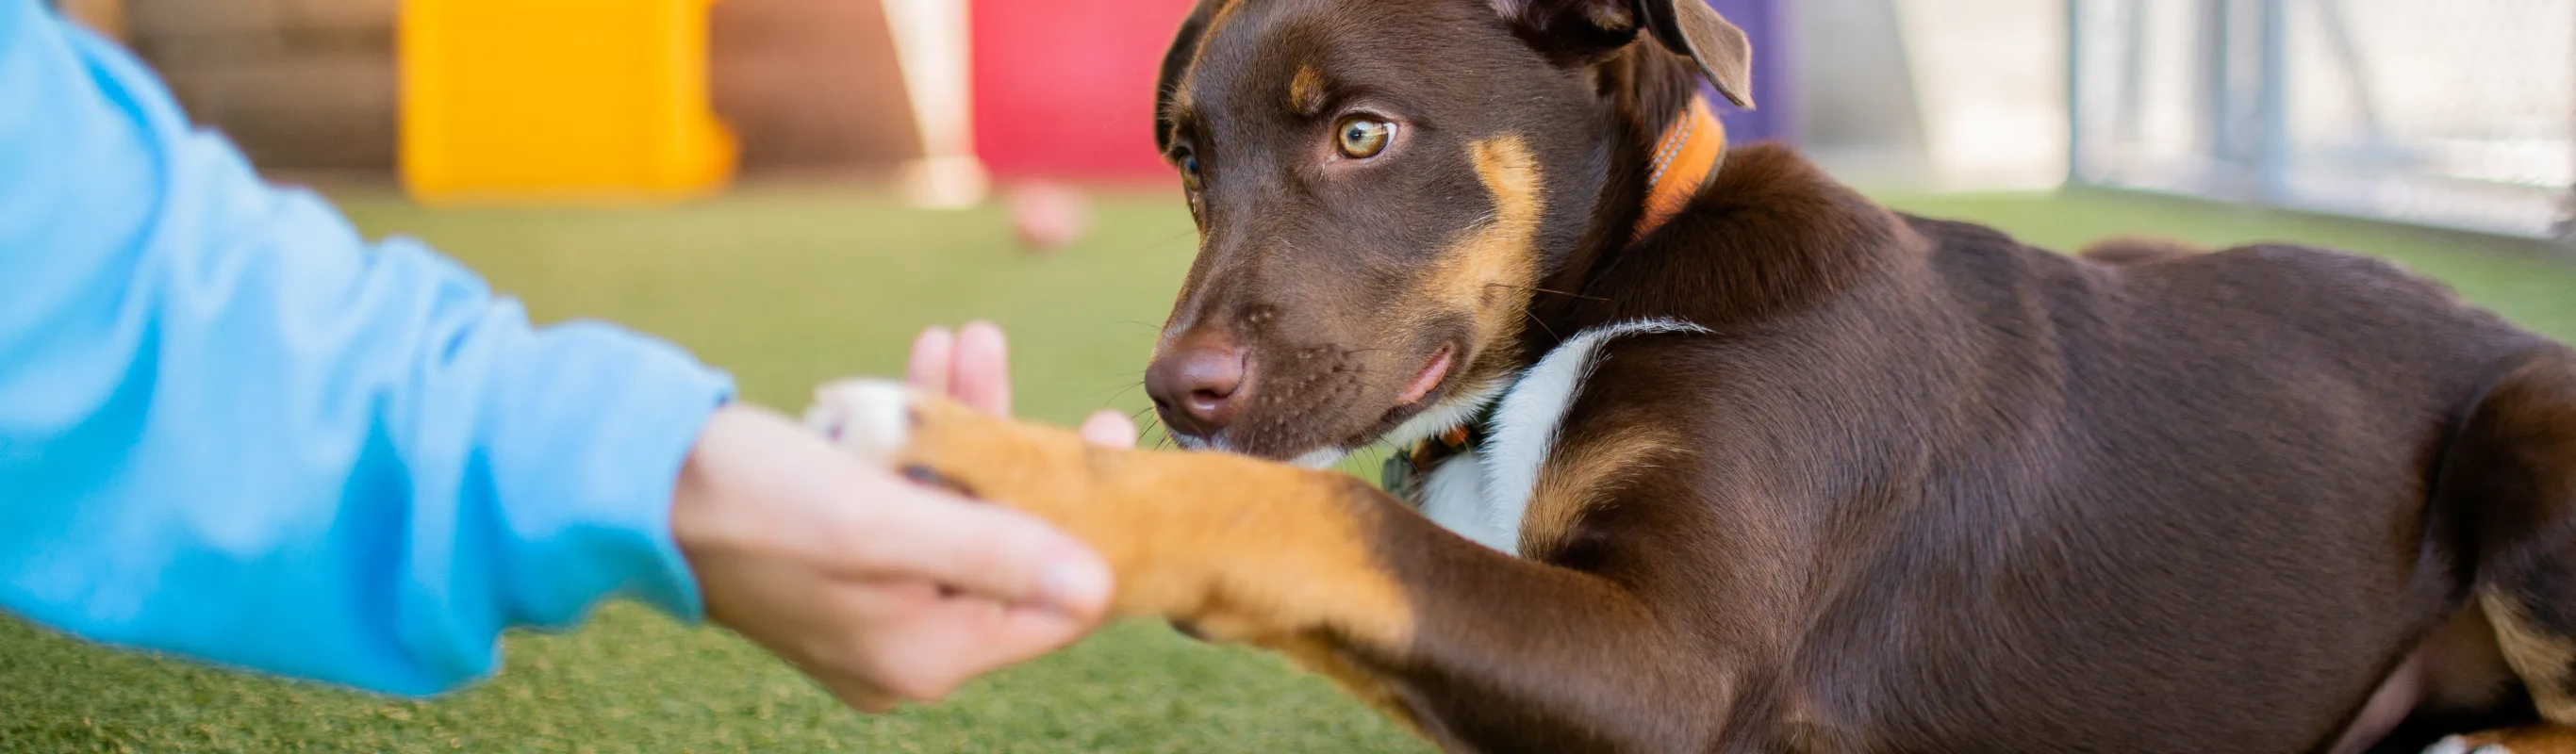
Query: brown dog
808 1 2576 751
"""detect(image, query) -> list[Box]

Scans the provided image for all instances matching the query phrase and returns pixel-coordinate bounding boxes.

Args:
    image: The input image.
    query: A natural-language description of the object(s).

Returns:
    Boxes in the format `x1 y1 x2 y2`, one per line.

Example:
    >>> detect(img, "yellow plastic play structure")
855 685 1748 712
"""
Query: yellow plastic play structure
399 0 736 205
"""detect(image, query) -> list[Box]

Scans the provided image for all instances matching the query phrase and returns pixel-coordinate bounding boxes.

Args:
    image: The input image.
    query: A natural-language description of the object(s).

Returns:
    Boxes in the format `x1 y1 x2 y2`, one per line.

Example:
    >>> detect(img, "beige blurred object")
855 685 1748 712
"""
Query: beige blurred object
1891 0 2068 190
59 0 126 40
883 0 987 208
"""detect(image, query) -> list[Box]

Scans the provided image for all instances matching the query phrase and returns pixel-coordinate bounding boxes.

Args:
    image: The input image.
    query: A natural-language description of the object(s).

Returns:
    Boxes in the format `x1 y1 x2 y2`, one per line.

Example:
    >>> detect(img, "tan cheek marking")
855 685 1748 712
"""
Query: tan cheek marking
1520 429 1680 557
1289 65 1329 115
1413 137 1545 362
893 395 1418 655
2483 589 2576 722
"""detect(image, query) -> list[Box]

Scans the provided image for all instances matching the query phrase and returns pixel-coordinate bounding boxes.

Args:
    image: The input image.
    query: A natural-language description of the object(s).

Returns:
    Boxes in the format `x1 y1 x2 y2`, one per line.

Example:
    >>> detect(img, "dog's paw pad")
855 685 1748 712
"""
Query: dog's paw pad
807 379 916 463
2425 736 2511 754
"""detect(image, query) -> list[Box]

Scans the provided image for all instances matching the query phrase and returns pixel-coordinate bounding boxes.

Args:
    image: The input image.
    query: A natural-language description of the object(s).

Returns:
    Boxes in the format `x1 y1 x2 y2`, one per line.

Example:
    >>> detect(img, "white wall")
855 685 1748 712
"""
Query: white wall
1890 0 2070 189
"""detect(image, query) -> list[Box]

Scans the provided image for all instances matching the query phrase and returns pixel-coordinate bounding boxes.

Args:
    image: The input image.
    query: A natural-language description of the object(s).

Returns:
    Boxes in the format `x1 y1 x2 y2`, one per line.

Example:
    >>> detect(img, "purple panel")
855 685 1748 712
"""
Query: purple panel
1699 0 1796 144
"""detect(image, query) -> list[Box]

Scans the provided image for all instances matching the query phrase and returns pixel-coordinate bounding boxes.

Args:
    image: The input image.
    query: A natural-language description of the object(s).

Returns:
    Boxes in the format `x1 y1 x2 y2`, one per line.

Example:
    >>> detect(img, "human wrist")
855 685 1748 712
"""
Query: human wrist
471 323 733 625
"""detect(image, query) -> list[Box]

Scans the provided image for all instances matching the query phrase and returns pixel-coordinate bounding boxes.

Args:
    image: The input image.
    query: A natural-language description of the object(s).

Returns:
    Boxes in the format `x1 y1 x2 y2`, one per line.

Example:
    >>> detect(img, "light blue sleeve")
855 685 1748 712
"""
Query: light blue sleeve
0 2 735 696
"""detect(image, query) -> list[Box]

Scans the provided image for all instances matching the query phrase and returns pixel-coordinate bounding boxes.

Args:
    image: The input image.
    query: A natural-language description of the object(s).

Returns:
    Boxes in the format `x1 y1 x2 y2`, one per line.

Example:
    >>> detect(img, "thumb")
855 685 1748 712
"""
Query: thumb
847 490 1113 618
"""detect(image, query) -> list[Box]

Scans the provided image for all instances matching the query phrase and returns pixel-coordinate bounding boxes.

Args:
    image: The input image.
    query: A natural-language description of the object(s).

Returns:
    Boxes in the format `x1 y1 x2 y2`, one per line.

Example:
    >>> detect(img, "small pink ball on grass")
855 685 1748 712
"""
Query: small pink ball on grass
1009 183 1091 254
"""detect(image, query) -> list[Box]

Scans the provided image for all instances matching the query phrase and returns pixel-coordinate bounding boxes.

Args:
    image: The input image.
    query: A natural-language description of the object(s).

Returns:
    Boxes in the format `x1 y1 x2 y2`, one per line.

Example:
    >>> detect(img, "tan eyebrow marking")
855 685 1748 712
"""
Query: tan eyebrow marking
1289 65 1329 116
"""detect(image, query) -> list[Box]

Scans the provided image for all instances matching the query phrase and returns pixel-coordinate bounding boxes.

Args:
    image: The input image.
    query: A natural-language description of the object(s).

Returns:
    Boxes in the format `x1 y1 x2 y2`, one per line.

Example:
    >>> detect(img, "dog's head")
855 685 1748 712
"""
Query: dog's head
1143 0 1755 464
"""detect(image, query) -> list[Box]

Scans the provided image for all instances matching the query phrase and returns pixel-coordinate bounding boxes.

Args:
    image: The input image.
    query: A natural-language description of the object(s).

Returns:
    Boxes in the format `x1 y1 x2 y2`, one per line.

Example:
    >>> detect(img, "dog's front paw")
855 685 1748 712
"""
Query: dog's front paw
806 379 917 465
798 377 1412 654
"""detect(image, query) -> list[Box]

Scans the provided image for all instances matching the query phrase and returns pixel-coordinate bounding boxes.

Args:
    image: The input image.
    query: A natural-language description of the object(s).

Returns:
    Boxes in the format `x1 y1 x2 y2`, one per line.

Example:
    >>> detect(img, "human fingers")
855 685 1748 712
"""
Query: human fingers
953 320 1012 416
905 326 958 396
842 595 1095 703
841 484 1111 618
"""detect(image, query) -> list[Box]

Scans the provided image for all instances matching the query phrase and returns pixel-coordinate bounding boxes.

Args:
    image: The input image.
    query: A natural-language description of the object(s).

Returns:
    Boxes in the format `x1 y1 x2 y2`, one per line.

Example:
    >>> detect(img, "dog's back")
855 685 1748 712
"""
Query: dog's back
1542 145 2556 752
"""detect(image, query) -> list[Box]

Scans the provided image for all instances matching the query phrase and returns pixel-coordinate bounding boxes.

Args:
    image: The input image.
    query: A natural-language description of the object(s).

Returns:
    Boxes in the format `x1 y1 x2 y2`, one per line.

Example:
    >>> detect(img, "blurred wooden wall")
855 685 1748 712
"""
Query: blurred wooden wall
121 0 921 177
714 0 922 178
58 0 126 39
128 0 398 172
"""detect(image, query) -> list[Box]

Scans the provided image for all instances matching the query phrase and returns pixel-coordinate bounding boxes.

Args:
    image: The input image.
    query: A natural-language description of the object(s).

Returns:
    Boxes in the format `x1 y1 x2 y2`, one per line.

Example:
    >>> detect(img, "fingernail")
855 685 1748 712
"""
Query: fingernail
1037 549 1113 615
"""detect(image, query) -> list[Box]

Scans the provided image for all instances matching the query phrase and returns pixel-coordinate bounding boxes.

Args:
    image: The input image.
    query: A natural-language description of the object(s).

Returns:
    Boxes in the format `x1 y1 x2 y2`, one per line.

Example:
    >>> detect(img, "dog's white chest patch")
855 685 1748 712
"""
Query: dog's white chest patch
1415 320 1707 556
1415 447 1502 549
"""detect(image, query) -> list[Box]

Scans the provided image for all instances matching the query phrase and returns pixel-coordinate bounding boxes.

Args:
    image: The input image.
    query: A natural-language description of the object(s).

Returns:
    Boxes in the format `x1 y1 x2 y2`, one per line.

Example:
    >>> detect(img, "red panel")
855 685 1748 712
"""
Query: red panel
971 0 1196 180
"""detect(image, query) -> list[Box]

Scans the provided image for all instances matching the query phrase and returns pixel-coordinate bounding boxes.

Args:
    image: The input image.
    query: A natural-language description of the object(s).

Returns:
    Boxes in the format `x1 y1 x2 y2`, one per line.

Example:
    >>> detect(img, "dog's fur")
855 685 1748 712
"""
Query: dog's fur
810 1 2576 751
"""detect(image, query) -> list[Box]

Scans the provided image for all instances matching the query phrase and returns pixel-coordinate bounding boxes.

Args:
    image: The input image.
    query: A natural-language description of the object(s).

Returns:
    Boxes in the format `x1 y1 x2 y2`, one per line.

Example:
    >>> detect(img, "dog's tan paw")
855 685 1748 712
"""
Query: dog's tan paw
801 378 1419 667
805 378 916 465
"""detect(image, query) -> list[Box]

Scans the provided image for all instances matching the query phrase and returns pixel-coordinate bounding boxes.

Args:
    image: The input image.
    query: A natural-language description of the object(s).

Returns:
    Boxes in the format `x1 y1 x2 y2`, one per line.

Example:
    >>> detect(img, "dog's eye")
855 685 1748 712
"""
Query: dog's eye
1176 152 1203 191
1335 118 1394 159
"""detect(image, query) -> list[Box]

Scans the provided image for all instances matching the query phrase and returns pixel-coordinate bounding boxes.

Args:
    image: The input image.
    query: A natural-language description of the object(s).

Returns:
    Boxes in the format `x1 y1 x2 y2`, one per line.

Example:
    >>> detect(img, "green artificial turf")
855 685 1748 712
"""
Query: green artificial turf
3 187 2570 753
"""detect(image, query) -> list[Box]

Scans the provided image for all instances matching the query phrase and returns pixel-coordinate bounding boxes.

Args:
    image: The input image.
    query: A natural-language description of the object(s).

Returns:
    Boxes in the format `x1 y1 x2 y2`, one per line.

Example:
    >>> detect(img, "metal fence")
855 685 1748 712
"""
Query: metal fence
2069 0 2575 242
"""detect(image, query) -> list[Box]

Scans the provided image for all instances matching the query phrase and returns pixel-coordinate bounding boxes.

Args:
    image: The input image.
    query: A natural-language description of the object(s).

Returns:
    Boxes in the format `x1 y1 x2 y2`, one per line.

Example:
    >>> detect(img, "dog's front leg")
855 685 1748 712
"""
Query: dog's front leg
808 381 1734 752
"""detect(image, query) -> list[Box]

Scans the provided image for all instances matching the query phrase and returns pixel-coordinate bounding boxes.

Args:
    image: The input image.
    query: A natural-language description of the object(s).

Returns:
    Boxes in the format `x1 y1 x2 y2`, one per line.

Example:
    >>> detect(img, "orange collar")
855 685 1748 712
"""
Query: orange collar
1631 96 1726 244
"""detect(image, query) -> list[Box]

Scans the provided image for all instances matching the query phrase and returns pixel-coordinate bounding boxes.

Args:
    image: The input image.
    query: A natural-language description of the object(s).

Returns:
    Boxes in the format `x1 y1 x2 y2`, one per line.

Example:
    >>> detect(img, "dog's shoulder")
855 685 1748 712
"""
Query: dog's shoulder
1441 318 1832 562
1537 317 1846 490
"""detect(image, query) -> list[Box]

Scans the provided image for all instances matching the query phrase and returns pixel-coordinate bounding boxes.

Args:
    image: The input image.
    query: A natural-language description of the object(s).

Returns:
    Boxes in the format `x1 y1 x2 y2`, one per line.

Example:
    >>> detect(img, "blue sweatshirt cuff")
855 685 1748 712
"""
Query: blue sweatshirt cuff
475 317 735 629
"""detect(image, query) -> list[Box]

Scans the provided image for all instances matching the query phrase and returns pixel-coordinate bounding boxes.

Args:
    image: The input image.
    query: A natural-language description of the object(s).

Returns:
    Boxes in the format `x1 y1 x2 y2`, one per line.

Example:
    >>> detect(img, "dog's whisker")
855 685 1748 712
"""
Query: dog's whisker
1521 306 1563 341
1129 412 1173 451
1484 282 1610 302
1090 380 1147 401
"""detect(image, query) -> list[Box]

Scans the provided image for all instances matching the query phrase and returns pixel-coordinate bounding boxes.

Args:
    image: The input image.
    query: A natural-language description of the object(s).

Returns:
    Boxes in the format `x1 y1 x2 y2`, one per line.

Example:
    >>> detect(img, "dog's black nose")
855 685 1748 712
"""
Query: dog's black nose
1146 332 1248 441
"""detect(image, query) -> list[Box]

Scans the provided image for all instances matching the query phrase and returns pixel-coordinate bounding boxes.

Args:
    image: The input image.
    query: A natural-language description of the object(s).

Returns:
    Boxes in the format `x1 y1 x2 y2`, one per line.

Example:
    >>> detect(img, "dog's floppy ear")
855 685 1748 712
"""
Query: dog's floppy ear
1633 0 1755 108
1493 0 1648 61
1495 0 1756 109
1155 4 1216 152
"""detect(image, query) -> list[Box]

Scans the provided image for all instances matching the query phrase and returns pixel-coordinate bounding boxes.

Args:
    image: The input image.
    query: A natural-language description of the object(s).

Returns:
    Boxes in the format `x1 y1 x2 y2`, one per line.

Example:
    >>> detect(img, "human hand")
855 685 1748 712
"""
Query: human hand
671 322 1131 712
901 321 1138 449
